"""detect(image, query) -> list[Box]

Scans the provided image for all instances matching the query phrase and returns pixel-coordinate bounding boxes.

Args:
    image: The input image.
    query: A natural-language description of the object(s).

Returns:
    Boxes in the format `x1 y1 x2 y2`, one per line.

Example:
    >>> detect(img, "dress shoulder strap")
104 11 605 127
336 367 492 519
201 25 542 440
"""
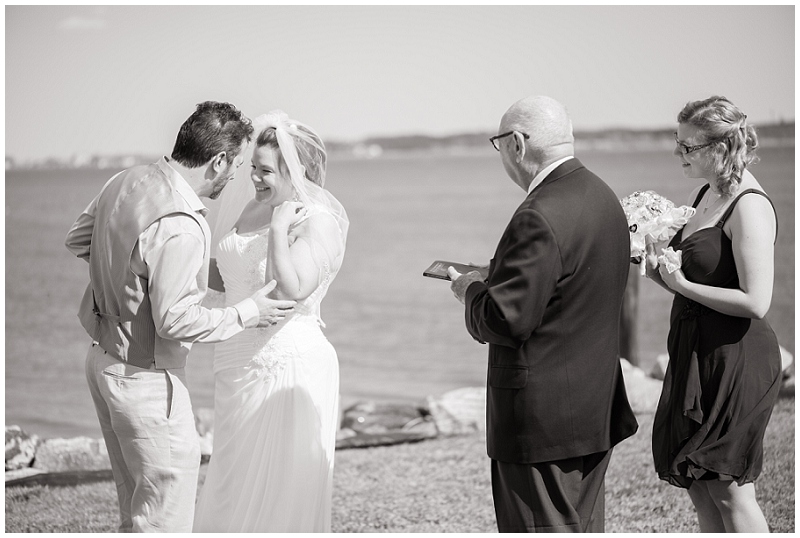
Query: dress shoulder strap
715 189 779 241
692 184 710 208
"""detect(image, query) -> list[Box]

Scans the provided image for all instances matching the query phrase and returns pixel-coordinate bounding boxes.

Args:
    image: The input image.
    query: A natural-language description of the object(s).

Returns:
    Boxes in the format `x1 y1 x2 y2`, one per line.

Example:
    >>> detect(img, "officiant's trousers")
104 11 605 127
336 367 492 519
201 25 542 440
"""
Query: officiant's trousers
85 343 200 532
491 449 612 532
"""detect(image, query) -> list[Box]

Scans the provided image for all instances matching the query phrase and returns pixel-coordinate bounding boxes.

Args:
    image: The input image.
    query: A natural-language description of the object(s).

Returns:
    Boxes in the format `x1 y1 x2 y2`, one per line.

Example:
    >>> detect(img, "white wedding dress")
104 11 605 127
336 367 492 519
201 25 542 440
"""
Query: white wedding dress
193 223 340 532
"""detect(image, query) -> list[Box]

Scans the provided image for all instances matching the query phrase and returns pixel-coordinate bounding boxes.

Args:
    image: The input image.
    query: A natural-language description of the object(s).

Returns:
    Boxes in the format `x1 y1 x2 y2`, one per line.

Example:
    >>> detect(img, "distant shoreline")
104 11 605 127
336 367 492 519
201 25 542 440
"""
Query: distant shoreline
329 136 795 162
7 123 794 171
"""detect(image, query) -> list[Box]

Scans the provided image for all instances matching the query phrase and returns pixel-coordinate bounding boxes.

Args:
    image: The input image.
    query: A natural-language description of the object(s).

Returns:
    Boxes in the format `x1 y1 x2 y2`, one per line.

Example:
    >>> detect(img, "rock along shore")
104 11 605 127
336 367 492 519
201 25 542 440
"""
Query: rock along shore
7 354 793 488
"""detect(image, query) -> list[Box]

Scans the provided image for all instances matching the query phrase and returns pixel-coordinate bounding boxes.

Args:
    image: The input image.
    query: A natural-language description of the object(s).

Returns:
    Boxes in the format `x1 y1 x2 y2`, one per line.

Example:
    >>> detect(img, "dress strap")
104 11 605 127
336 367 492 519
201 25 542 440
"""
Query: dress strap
692 184 711 208
715 189 779 241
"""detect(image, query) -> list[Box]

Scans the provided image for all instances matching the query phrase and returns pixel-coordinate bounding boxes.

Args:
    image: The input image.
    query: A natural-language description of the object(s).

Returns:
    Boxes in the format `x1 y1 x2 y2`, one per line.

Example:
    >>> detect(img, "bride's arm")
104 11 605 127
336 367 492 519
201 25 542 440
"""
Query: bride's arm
267 202 339 301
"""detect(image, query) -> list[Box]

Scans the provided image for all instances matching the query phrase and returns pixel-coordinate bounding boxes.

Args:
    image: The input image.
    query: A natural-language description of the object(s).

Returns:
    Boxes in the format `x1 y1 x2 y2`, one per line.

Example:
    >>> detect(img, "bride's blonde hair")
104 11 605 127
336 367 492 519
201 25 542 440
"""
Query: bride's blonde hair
255 121 326 189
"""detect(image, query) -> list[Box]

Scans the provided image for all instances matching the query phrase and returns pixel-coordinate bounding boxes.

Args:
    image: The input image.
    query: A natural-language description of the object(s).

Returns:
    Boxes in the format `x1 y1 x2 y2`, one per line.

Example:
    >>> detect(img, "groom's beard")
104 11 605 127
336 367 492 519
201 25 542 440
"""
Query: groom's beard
209 156 242 200
209 175 234 200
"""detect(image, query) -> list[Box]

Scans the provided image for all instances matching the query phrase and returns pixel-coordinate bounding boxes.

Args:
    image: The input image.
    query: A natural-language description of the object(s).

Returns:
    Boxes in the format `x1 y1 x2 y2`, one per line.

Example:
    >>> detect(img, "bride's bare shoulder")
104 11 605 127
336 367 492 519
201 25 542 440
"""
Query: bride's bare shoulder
290 211 342 249
301 210 340 232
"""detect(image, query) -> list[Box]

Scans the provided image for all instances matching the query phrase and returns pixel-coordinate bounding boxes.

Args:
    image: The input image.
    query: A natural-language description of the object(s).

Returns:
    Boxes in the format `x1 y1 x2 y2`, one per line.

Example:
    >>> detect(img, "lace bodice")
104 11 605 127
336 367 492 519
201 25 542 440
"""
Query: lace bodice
216 226 334 324
214 225 337 380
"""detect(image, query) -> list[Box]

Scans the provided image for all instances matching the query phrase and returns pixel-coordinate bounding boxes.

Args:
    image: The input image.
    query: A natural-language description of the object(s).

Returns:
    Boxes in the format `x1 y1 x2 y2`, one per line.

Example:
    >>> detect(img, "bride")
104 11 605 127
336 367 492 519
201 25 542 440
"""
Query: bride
193 111 348 532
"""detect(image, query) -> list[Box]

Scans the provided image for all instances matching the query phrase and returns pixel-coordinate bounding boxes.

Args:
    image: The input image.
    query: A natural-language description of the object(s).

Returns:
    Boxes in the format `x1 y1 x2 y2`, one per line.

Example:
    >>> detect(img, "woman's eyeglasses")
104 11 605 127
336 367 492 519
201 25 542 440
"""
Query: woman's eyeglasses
490 131 530 151
674 133 714 155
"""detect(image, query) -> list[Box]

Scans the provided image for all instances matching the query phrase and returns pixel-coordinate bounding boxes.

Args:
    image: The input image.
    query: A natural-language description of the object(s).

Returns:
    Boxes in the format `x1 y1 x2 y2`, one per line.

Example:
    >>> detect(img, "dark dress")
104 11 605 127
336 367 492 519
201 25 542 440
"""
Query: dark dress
652 184 782 489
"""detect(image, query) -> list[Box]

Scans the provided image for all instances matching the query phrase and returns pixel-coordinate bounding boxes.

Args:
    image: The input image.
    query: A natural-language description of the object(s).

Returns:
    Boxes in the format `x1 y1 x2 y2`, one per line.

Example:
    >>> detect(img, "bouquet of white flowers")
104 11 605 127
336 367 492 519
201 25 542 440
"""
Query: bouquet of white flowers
620 190 695 275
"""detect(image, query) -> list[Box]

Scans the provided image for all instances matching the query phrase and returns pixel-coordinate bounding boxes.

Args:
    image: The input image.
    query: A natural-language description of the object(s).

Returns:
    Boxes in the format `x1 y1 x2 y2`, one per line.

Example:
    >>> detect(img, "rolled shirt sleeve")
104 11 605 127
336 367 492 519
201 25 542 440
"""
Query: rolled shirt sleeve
65 196 99 261
140 215 259 343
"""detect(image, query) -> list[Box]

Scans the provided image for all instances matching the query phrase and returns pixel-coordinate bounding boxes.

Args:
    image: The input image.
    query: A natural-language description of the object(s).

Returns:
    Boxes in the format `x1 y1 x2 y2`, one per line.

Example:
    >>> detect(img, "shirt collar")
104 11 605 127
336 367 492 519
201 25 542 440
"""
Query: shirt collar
527 156 574 195
158 156 209 216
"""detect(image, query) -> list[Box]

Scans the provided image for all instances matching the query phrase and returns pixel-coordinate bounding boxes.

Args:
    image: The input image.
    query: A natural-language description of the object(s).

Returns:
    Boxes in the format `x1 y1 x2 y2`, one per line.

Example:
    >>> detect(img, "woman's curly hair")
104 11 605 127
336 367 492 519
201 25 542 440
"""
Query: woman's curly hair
677 96 759 195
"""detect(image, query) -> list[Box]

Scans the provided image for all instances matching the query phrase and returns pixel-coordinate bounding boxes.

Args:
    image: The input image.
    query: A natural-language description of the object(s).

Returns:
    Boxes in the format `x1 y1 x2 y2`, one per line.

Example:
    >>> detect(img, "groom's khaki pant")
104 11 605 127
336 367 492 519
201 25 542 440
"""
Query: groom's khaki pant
85 344 200 532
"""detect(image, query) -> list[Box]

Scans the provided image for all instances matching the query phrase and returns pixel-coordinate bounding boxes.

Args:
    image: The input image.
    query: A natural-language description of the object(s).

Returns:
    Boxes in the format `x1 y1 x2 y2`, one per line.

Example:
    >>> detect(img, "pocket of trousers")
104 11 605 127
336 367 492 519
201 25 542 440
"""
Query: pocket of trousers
102 371 142 381
101 361 146 381
164 370 175 420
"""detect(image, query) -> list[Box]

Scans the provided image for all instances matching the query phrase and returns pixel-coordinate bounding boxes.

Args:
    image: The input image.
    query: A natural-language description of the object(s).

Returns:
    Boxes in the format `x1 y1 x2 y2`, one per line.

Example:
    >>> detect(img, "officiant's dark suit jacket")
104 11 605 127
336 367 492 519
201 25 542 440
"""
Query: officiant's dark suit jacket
464 158 638 464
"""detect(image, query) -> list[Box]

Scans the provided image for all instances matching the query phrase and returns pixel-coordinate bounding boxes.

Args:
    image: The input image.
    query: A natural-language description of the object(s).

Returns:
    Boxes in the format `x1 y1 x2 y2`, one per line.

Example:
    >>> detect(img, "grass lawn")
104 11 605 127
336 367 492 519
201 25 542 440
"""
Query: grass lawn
6 393 794 532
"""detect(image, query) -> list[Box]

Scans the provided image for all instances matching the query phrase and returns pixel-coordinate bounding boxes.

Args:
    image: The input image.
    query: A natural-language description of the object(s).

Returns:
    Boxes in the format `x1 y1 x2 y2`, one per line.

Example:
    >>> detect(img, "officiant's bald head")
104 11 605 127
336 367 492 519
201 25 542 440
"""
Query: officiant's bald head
500 96 574 167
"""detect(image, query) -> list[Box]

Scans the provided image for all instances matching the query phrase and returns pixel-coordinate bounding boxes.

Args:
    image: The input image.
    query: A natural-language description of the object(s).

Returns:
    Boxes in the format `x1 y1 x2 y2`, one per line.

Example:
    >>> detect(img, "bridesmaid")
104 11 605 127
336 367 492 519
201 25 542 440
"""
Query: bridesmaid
645 96 782 532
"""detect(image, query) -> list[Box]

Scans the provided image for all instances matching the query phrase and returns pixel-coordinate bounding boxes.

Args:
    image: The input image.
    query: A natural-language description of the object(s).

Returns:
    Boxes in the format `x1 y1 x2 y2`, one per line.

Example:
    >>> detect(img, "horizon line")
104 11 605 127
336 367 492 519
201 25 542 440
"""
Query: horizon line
7 119 795 164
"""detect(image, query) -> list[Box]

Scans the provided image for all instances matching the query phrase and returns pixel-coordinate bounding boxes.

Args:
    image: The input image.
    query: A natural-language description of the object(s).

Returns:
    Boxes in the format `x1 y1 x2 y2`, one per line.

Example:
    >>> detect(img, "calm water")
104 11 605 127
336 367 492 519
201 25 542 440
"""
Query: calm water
6 146 795 438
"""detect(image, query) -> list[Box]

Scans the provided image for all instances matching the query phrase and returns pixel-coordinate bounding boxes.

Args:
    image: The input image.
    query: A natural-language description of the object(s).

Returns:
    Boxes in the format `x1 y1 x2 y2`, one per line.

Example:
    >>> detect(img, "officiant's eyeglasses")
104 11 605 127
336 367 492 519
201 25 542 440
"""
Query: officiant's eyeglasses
674 133 714 155
490 131 530 151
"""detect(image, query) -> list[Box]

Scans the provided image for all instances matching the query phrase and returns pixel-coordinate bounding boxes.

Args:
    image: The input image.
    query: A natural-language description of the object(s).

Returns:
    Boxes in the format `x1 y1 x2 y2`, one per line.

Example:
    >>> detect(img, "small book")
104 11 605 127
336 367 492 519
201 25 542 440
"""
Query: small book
423 260 488 281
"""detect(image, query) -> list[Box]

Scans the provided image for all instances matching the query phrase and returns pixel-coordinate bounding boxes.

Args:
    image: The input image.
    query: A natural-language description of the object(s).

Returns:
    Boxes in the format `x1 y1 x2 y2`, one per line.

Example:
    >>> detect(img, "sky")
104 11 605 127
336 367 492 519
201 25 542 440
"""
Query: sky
5 5 796 162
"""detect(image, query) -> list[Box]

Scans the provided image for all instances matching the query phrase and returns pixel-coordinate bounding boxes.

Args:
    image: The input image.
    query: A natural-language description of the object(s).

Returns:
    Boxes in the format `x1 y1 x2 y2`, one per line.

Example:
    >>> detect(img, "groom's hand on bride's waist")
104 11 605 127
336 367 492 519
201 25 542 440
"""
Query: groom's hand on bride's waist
251 280 296 327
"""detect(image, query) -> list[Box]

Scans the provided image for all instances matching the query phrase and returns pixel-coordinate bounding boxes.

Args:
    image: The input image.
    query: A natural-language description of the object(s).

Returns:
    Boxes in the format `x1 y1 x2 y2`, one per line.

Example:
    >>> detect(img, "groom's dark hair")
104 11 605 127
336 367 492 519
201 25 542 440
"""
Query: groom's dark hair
171 101 254 168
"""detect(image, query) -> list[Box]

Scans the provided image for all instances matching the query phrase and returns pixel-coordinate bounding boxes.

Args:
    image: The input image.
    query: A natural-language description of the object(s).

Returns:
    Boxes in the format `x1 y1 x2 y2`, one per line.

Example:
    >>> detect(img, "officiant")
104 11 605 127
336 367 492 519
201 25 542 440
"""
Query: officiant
447 95 638 532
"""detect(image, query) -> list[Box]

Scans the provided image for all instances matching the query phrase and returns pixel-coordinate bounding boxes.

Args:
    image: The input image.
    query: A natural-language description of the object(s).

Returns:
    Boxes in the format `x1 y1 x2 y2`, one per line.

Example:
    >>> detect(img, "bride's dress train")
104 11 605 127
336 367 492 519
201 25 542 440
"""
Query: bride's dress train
193 225 339 532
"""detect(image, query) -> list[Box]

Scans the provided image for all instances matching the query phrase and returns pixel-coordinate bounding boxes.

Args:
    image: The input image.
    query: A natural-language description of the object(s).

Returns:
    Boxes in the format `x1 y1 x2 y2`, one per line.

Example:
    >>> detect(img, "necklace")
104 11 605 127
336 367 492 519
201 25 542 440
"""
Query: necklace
702 189 724 214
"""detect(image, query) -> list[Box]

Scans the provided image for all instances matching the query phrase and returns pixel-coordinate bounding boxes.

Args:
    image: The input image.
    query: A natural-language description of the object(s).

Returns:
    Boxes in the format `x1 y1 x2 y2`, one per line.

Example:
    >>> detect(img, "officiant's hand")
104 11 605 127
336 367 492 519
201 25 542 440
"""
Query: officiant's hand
448 267 484 305
251 280 296 327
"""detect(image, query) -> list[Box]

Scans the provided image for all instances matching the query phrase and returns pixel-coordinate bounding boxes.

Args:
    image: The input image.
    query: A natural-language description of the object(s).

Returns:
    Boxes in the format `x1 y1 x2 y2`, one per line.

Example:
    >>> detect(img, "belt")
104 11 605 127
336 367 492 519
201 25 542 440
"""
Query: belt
91 341 157 370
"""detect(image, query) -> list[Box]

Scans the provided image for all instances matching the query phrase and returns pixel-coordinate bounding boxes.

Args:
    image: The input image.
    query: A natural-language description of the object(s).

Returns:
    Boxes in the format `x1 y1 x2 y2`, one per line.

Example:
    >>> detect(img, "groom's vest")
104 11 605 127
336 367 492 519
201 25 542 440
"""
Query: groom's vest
77 161 207 369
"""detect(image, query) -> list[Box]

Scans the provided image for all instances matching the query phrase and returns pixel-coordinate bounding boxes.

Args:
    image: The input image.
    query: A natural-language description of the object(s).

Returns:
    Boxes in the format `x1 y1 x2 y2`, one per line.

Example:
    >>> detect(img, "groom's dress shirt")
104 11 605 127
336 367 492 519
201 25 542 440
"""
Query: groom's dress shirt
66 157 259 369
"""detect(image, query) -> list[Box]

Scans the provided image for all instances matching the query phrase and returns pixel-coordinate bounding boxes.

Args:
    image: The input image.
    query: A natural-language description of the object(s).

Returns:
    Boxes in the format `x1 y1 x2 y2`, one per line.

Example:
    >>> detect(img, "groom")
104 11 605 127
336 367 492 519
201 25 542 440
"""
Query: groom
448 96 639 532
65 101 296 532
